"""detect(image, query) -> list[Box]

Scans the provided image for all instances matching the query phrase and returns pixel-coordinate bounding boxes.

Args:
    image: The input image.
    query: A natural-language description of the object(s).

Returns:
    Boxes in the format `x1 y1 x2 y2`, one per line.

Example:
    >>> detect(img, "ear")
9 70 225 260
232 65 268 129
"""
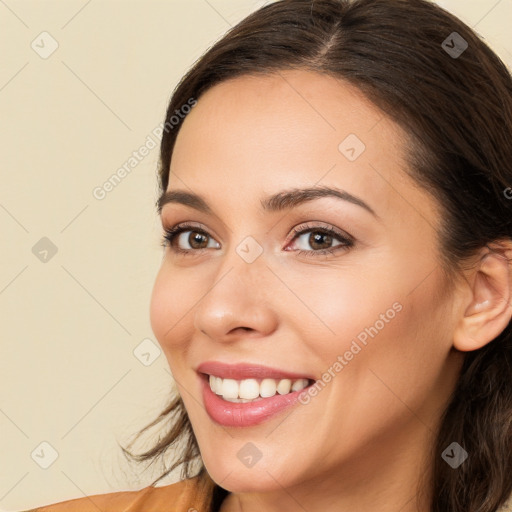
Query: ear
453 242 512 352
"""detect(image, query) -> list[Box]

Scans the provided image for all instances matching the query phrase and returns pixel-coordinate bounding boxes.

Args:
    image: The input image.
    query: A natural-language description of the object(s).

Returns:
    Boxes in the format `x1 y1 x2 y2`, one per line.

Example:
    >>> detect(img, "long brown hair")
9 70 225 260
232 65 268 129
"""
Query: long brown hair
121 1 512 510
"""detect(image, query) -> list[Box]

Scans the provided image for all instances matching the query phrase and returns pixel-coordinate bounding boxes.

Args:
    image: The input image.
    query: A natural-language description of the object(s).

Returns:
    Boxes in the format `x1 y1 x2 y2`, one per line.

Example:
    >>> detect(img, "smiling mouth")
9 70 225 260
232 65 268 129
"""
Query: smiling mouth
203 373 315 403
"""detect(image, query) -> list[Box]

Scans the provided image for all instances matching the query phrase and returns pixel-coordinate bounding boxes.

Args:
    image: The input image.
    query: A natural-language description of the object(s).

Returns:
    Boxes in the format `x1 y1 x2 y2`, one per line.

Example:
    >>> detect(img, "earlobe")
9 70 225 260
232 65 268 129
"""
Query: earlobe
453 245 512 352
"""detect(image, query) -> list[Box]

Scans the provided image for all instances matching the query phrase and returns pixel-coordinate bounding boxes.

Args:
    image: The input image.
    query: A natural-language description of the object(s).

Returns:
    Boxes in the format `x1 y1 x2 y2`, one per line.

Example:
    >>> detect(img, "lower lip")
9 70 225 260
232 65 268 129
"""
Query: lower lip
200 374 312 427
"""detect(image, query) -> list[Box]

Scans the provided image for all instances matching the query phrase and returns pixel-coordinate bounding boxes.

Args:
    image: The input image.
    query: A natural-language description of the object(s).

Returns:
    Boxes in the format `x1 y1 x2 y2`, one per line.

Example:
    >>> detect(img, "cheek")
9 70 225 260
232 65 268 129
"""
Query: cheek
149 266 192 352
301 273 453 460
293 258 451 388
309 252 442 349
285 263 403 355
340 270 454 418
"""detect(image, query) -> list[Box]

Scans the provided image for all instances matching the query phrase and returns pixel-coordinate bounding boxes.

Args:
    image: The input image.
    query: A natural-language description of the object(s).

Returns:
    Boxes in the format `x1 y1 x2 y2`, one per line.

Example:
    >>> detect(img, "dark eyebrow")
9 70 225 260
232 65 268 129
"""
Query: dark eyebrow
157 186 378 218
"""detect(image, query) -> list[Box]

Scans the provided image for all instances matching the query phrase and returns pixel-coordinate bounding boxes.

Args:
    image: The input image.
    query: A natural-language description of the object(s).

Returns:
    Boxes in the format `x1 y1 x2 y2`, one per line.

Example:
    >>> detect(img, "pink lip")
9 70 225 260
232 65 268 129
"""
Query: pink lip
196 361 314 381
199 373 312 427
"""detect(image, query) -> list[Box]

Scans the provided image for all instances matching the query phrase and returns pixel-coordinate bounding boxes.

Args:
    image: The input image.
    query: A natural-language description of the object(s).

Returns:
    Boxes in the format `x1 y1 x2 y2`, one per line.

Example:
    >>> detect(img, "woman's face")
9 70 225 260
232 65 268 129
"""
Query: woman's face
150 70 464 494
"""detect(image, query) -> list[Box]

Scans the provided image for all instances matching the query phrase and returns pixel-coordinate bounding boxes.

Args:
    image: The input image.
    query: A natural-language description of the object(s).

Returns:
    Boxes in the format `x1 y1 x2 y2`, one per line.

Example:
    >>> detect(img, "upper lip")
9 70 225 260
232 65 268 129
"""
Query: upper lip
197 361 315 381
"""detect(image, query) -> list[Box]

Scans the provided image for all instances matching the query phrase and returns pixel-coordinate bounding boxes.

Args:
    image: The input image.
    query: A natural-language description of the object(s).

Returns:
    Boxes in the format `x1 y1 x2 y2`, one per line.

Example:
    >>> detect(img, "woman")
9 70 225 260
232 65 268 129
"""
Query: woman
27 0 512 511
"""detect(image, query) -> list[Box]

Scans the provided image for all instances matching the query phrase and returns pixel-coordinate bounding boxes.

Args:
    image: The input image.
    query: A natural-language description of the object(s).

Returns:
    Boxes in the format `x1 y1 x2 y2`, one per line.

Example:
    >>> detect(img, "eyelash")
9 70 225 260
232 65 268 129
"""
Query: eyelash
160 221 354 258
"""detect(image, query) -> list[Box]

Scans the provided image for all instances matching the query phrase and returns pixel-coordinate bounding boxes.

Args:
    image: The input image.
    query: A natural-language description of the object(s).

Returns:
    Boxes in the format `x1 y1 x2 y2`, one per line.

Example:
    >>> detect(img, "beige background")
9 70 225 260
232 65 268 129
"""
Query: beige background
1 1 511 510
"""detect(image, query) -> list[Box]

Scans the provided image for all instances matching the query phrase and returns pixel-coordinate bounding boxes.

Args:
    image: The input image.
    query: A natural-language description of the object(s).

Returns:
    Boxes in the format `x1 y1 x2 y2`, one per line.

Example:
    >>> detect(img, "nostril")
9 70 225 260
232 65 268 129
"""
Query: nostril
231 327 254 334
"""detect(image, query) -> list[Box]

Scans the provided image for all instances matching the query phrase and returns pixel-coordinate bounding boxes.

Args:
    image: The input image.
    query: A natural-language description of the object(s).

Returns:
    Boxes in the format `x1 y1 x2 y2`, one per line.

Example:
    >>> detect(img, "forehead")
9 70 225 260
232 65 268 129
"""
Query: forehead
174 70 393 167
168 70 438 225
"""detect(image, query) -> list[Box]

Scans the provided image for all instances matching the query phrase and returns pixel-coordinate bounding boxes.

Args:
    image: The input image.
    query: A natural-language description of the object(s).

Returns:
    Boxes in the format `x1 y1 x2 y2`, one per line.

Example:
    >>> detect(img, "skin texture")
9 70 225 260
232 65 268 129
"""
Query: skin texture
150 70 512 512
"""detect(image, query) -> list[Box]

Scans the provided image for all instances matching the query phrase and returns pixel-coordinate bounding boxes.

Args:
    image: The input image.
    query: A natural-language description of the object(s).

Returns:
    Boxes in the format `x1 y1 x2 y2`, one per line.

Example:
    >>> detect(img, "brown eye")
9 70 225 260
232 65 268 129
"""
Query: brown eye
290 226 353 255
308 231 334 251
161 224 221 254
187 231 209 249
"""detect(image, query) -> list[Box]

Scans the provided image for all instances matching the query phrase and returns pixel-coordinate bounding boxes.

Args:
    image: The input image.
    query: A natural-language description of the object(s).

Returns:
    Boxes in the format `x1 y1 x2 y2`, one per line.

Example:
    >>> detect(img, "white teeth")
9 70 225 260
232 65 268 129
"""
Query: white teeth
260 378 277 398
292 378 309 392
221 378 239 399
208 375 310 401
277 378 291 394
223 396 258 403
239 378 260 399
214 376 223 395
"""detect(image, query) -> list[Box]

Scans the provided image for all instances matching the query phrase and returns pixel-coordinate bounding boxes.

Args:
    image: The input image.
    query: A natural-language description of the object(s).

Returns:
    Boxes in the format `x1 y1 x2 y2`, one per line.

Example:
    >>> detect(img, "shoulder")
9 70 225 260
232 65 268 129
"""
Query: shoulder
23 475 212 512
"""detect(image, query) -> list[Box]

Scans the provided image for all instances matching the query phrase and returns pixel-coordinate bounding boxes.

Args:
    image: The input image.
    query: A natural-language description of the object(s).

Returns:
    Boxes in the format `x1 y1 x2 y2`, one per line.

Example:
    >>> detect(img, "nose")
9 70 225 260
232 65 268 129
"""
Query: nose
193 249 279 343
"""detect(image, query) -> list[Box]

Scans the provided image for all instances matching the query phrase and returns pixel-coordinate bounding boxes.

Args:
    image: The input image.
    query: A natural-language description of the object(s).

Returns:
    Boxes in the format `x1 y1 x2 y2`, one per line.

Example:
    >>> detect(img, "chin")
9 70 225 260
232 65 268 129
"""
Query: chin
201 451 295 493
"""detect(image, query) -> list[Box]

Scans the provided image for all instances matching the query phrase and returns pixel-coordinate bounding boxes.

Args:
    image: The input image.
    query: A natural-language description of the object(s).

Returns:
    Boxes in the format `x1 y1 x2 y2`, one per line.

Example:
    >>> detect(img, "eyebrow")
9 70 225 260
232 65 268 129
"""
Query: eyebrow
157 185 378 218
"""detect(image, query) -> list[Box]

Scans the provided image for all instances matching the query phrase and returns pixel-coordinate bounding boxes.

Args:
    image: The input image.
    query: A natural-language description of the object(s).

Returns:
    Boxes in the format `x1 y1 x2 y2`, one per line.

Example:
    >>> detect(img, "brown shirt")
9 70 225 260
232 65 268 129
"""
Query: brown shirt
22 475 218 512
21 477 512 511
